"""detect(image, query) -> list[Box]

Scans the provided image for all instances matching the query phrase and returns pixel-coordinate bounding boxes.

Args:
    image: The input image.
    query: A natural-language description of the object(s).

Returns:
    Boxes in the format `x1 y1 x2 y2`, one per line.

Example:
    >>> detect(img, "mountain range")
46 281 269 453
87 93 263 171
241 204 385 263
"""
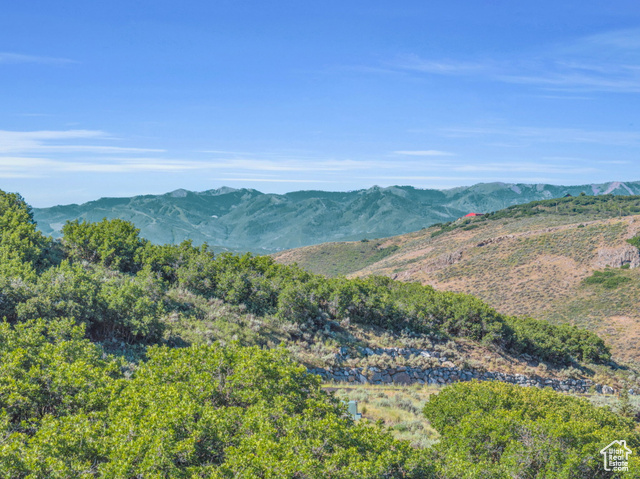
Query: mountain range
33 180 640 253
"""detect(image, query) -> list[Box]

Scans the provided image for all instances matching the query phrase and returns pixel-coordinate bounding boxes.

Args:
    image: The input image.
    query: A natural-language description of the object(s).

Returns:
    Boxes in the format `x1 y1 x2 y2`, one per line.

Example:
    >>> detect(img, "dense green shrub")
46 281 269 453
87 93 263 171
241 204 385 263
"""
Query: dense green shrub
16 260 103 326
503 316 610 363
277 281 323 323
423 381 640 478
0 191 51 281
584 269 632 289
628 236 640 250
15 261 165 343
98 268 166 342
141 240 218 294
0 318 121 427
0 320 430 478
62 217 148 273
0 275 33 322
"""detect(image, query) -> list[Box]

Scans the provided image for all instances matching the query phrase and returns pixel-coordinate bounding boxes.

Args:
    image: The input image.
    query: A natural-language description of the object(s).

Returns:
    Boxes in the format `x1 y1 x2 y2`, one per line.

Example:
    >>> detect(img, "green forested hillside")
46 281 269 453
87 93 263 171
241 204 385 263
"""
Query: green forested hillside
2 190 640 477
429 193 640 238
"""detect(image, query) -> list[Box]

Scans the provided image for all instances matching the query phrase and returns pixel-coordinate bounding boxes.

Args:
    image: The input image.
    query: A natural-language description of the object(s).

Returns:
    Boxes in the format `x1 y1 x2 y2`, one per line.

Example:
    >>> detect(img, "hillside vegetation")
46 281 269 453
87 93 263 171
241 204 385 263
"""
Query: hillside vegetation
274 194 640 364
2 190 640 477
33 181 640 253
5 206 611 367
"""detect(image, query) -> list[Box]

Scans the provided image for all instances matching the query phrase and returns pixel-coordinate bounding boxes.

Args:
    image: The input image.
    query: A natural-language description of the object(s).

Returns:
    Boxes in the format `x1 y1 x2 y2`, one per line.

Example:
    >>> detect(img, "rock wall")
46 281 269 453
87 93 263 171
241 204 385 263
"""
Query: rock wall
308 365 619 395
335 346 452 363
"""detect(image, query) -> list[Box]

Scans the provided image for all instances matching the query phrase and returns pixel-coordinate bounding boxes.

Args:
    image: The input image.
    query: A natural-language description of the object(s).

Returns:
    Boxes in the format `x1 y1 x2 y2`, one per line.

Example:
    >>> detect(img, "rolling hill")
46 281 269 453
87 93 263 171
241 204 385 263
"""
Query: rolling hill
273 194 640 364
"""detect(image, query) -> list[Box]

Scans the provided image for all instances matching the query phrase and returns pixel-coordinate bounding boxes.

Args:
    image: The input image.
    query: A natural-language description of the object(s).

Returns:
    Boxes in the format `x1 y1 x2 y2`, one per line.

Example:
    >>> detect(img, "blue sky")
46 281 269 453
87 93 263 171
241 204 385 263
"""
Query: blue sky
2 1 640 206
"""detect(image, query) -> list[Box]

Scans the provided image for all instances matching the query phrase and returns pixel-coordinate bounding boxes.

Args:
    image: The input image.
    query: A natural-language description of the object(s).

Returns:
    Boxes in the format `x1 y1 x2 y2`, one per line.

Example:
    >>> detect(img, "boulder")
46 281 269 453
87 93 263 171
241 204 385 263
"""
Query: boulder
393 372 412 384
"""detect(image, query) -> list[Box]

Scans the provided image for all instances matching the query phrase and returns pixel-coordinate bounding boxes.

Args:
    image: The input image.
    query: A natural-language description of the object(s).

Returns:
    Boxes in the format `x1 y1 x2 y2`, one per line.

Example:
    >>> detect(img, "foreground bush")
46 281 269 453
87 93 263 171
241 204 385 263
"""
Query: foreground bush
423 381 640 478
0 319 430 478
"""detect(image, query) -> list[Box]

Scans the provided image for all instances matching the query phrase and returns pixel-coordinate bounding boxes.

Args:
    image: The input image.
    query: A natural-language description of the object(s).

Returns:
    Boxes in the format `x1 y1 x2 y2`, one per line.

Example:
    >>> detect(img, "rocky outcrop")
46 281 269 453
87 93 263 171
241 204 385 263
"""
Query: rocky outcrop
421 250 463 273
595 244 640 269
308 365 622 395
476 235 514 248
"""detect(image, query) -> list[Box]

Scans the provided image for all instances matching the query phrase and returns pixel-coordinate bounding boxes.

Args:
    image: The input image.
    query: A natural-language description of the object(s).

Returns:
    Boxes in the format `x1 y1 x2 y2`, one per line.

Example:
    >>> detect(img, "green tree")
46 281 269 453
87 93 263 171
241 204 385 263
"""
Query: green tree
0 318 121 426
0 191 51 284
16 261 165 343
62 218 147 273
618 388 637 420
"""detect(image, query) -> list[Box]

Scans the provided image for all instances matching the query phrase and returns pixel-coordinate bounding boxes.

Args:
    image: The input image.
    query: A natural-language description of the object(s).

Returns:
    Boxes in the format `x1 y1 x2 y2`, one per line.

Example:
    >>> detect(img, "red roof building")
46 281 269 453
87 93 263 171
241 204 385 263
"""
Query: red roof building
463 212 484 217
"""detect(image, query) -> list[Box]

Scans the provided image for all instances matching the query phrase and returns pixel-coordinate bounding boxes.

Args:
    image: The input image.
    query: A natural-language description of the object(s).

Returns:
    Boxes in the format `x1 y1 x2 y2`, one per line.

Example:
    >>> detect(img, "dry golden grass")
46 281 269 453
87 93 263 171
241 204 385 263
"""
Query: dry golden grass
324 383 440 448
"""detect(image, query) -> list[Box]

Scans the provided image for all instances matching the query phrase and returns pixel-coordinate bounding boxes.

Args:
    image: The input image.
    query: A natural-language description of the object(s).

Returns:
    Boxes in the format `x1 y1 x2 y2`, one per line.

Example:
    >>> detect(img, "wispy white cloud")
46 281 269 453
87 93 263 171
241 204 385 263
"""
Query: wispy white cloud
0 157 52 178
327 64 409 77
385 28 640 93
452 162 598 175
540 156 627 165
393 150 455 156
0 129 162 154
28 145 165 154
214 178 336 183
600 160 632 165
391 55 487 75
497 71 640 93
200 158 399 172
0 130 107 153
440 126 640 146
0 129 105 140
55 159 208 173
564 28 640 56
0 52 76 65
18 113 56 117
0 156 209 177
198 149 256 155
534 94 595 100
0 129 172 177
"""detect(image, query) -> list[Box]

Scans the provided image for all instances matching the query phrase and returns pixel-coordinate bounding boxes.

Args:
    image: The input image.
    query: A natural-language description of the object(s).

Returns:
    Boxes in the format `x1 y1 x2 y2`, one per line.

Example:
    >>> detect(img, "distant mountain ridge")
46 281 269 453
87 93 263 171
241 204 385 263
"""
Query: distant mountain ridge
32 181 640 253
